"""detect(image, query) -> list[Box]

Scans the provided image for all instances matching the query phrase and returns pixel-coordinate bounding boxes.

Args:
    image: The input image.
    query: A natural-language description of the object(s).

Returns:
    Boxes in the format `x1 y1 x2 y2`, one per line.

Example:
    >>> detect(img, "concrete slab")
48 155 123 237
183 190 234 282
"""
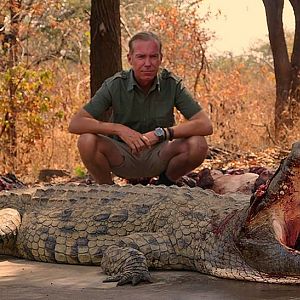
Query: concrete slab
1 256 300 300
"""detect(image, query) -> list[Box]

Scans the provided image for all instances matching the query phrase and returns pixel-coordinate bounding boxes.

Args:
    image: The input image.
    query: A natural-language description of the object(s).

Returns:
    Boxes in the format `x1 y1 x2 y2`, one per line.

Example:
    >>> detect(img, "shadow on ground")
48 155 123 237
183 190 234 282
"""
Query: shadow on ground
1 256 300 300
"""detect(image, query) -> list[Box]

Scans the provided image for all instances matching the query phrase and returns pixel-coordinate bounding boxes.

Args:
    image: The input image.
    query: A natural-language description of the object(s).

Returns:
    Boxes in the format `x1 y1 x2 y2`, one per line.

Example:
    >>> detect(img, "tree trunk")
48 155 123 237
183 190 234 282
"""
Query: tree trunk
6 0 21 159
289 0 300 118
262 0 300 142
90 0 122 99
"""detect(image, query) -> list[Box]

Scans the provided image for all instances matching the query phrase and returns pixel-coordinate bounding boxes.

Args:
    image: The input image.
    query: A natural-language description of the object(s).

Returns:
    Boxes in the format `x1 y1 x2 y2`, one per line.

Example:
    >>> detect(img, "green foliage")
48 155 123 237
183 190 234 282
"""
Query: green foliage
0 64 60 144
74 165 86 178
246 30 294 72
210 44 275 83
0 0 91 169
249 40 273 66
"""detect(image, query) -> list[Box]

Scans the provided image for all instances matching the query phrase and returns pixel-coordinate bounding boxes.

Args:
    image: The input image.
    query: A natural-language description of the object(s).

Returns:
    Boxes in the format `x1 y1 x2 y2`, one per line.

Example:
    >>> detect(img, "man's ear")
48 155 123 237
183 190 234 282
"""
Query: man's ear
127 53 132 65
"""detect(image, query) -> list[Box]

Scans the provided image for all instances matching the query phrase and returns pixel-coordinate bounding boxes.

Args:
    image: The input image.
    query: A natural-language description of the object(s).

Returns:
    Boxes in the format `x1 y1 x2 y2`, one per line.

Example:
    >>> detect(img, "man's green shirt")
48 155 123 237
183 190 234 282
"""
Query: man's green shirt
84 68 202 134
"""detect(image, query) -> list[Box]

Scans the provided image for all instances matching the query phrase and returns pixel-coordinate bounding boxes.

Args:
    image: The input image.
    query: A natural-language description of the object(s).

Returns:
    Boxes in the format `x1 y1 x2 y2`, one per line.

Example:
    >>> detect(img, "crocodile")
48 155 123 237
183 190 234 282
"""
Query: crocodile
1 141 300 286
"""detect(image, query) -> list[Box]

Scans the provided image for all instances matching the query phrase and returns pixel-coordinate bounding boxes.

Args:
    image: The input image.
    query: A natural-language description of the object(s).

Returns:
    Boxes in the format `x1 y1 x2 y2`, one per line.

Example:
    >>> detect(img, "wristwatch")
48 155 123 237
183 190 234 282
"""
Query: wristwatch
154 127 165 142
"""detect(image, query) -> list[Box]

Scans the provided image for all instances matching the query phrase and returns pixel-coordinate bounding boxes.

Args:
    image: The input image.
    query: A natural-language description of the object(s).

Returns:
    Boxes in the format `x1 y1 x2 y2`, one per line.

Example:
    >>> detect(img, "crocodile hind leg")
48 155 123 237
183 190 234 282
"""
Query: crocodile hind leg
0 208 21 256
102 245 152 286
101 232 179 286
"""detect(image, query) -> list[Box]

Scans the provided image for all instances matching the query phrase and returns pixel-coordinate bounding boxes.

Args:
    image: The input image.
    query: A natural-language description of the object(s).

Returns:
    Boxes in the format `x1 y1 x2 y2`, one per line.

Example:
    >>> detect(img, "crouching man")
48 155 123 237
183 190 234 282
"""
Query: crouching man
68 31 213 185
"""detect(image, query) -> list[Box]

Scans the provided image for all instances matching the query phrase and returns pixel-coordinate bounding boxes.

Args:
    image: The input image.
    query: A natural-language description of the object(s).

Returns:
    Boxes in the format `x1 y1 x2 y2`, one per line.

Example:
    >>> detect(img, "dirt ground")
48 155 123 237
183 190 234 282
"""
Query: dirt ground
1 256 300 300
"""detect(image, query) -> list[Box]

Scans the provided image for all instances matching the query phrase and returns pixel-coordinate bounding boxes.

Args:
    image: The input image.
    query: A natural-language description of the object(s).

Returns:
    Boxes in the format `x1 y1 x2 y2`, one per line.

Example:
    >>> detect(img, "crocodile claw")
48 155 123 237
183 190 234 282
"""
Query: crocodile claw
103 274 122 283
101 245 152 286
103 271 152 286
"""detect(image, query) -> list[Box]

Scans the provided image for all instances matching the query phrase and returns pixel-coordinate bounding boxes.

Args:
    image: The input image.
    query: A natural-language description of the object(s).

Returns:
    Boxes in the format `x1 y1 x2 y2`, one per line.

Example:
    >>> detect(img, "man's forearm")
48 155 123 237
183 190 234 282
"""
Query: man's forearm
171 118 213 139
68 117 121 136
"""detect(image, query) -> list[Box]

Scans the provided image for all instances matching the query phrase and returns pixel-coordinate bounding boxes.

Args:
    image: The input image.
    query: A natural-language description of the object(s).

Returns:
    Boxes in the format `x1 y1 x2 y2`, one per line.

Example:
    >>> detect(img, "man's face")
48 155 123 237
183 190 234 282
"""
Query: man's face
127 39 162 88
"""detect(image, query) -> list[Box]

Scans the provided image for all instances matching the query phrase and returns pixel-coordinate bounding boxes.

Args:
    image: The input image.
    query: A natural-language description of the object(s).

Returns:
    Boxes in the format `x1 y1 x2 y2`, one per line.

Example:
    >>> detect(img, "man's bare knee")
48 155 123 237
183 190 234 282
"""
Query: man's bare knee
197 136 208 154
77 133 98 153
187 136 207 152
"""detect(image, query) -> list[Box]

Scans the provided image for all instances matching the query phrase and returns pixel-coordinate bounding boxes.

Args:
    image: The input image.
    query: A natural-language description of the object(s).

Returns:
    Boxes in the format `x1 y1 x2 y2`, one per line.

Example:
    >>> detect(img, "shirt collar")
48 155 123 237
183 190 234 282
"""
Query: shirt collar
127 69 160 92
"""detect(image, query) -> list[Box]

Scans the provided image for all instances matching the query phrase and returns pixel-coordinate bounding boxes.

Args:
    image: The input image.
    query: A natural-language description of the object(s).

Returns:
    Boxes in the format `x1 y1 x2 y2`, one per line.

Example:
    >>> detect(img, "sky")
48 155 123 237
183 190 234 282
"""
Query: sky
201 0 295 55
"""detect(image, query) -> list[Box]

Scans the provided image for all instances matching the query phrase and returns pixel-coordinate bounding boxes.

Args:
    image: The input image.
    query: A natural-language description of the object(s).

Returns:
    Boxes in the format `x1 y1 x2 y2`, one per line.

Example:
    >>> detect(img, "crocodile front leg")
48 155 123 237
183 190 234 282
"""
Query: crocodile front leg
101 232 176 285
0 208 21 256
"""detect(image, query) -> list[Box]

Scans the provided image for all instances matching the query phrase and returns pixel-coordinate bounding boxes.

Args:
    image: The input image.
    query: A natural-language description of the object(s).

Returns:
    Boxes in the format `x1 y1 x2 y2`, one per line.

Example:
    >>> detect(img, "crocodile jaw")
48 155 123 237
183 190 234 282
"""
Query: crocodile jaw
250 141 300 250
271 166 300 251
238 141 300 274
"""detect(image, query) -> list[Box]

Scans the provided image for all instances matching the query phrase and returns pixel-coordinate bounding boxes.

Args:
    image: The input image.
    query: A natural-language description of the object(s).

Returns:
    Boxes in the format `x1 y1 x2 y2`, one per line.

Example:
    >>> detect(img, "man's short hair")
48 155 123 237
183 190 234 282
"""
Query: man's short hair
128 31 162 54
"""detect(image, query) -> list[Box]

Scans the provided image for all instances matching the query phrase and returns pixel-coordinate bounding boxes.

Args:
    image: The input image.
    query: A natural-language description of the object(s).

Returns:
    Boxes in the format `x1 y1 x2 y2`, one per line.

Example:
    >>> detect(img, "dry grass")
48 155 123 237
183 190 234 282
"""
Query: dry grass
1 61 299 184
200 67 278 151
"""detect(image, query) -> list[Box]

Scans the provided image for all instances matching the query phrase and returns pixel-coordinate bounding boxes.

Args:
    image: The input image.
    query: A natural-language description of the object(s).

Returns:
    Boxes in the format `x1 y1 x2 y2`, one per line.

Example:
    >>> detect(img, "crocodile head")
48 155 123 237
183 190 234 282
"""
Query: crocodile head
238 141 300 276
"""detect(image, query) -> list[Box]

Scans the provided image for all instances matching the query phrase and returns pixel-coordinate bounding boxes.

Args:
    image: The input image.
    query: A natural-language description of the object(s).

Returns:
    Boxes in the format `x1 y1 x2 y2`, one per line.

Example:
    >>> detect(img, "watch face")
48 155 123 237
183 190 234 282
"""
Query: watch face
155 127 164 137
154 127 165 142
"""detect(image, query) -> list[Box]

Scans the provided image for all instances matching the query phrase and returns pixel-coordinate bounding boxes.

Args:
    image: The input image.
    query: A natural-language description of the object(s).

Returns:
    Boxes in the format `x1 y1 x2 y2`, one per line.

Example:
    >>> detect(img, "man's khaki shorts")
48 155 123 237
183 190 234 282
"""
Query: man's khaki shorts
110 139 170 179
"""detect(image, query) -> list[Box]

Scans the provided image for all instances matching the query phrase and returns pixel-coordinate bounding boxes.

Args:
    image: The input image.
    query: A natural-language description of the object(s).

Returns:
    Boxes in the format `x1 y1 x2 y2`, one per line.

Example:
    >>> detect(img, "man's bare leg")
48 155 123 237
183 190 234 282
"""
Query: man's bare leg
77 134 124 184
159 136 208 182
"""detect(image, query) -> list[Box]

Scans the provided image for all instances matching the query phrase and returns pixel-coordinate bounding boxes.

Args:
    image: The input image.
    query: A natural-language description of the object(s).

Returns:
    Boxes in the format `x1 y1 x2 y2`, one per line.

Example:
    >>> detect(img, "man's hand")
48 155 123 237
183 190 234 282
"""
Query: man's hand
117 127 162 155
117 126 151 155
